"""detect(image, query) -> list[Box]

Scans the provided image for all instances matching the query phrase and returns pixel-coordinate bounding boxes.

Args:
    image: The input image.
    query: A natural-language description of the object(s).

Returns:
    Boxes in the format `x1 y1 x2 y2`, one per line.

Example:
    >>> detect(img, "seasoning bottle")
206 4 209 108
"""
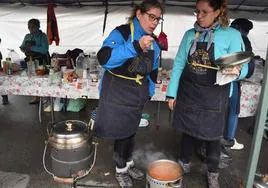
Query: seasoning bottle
6 57 12 75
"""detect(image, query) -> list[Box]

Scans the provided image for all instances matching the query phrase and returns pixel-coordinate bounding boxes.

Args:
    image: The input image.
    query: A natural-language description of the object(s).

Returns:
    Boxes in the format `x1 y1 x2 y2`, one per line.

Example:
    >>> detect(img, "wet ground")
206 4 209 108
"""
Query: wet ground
0 95 267 188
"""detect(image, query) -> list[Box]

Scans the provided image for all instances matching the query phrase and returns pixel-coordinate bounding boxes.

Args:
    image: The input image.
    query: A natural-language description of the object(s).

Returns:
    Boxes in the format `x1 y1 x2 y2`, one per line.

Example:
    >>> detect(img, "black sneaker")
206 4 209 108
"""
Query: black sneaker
115 172 133 187
127 166 144 180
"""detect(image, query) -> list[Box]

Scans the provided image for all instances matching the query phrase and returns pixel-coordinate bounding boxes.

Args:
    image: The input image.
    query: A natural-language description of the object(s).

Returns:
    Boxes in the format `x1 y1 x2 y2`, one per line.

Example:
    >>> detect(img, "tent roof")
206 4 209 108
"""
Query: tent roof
0 0 268 12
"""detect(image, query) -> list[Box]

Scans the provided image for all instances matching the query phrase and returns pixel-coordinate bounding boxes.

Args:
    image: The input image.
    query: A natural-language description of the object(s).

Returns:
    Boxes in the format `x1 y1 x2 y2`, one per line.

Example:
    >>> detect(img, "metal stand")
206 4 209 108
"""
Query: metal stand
156 101 161 129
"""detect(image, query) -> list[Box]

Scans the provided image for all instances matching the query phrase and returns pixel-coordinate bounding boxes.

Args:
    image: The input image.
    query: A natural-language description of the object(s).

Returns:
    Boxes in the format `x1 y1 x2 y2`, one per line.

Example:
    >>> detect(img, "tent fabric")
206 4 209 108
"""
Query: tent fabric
0 0 267 9
0 3 267 62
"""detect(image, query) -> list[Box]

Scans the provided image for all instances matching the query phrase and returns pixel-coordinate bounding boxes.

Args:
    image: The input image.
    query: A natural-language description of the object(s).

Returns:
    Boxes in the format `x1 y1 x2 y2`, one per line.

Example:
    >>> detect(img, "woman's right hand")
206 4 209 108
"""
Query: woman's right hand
139 35 154 52
167 99 176 111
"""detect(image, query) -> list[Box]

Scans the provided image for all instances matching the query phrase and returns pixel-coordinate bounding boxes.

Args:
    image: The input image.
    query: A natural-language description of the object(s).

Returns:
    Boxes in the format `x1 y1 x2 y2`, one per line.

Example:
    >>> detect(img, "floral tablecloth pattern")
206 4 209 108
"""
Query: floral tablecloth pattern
239 81 262 118
0 75 167 101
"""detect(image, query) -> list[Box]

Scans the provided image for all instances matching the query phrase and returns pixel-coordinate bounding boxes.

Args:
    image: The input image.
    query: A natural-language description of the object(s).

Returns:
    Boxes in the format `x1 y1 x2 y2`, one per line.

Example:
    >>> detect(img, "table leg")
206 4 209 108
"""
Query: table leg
156 101 161 128
39 97 42 123
50 97 54 124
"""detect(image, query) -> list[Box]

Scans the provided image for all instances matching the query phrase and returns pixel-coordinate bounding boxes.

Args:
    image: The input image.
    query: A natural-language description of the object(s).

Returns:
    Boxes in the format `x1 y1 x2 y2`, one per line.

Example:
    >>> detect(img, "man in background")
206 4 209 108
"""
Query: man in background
20 18 49 104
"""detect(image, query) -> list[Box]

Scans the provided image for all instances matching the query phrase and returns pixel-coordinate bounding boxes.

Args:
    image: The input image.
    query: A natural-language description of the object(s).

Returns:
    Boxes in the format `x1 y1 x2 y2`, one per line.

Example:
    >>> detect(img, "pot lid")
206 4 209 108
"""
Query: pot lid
52 120 88 138
215 51 254 67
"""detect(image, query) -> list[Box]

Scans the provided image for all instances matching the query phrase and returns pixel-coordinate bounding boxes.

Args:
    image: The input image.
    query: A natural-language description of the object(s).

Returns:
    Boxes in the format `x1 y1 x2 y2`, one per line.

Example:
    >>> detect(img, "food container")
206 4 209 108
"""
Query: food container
48 120 93 178
146 159 183 188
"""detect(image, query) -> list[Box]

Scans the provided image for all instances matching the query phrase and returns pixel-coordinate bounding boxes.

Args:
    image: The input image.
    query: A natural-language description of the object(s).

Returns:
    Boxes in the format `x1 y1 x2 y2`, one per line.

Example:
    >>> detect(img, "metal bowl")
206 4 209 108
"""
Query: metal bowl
215 51 254 68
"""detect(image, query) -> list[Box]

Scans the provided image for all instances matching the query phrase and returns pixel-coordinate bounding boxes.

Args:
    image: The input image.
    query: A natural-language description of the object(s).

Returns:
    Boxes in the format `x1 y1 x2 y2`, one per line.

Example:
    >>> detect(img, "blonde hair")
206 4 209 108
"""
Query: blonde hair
197 0 229 27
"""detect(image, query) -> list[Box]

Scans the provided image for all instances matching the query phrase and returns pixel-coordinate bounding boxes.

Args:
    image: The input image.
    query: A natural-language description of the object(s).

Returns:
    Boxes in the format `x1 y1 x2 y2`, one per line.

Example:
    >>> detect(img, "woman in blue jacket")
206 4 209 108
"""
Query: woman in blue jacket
166 0 251 187
96 0 163 187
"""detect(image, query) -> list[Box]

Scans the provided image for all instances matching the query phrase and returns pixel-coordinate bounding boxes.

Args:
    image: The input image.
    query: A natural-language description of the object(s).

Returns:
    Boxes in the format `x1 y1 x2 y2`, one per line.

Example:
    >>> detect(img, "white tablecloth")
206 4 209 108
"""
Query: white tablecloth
0 74 167 101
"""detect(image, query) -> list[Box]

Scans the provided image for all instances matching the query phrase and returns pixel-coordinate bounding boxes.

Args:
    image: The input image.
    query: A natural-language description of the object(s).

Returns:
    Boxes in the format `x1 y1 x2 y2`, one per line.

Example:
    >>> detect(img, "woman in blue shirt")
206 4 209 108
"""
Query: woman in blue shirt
166 0 252 187
96 1 163 187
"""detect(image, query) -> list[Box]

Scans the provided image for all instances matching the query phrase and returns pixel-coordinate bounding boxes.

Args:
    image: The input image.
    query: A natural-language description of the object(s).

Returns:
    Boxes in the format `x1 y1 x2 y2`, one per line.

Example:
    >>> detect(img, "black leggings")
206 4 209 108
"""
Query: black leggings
180 133 220 173
114 134 135 168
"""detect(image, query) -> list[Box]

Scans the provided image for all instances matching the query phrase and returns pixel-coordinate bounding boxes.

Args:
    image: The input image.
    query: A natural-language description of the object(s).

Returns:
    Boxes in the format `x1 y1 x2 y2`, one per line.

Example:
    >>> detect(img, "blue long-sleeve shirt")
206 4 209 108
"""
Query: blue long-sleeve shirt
167 25 248 99
98 18 161 96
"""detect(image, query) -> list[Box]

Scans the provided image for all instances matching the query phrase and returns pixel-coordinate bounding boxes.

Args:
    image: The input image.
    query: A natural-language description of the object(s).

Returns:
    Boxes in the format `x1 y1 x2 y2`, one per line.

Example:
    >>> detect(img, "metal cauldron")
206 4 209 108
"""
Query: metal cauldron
47 120 94 178
146 159 184 188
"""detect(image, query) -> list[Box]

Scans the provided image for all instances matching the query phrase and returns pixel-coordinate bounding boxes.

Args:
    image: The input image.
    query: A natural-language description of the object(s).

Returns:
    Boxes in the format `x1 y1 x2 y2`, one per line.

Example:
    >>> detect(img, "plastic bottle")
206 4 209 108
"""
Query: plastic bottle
6 57 12 75
75 53 84 78
83 54 90 79
88 52 99 81
27 56 34 76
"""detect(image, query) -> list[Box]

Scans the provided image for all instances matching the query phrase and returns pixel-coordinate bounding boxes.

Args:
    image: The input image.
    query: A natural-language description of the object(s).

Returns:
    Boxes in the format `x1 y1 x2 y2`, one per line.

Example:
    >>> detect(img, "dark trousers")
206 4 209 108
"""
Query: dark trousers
180 133 220 173
114 134 135 168
2 95 8 103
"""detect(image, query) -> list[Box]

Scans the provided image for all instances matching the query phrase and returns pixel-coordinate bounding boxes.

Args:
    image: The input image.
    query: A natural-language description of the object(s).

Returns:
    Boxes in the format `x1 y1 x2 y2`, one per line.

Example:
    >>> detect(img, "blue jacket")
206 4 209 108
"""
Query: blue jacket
98 18 161 96
167 25 249 99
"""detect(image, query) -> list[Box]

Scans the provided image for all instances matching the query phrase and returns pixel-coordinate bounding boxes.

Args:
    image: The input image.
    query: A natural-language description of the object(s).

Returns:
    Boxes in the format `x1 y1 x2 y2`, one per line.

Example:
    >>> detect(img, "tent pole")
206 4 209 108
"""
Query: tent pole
102 0 108 36
234 0 246 10
159 0 165 68
244 44 268 187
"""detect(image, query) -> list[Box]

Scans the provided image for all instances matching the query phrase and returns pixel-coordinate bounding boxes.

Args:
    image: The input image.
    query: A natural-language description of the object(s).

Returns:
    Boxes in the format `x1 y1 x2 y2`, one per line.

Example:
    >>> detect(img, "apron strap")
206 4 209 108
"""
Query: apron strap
130 22 153 50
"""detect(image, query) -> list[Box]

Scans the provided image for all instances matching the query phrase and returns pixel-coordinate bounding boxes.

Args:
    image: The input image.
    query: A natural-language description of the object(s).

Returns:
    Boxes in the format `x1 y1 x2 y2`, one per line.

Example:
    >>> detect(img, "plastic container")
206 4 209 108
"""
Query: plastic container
8 49 20 65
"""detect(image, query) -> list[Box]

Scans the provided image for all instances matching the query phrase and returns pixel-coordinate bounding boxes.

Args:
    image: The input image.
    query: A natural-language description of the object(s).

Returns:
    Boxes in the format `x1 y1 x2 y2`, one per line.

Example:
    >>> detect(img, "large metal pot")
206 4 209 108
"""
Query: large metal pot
146 159 183 188
48 120 93 178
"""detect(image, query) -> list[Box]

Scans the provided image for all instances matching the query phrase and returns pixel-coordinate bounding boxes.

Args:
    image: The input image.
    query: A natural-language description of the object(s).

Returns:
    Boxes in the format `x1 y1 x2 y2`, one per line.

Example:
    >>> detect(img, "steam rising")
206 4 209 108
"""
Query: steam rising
132 143 176 169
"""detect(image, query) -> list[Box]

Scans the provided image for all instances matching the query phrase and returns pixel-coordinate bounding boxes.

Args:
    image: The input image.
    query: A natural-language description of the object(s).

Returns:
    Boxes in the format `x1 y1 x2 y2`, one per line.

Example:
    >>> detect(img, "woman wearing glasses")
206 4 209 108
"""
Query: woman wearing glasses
167 0 253 187
96 0 163 187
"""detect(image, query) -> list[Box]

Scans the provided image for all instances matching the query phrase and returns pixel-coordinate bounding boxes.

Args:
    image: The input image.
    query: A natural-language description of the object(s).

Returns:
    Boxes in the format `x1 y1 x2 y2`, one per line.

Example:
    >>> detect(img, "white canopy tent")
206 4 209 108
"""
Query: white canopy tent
0 2 267 61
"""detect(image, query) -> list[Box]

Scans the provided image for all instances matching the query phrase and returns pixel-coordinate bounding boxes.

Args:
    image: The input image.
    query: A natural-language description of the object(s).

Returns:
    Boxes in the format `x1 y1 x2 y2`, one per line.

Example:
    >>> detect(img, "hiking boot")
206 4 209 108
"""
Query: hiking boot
127 166 144 180
115 172 133 187
178 159 190 174
208 172 220 188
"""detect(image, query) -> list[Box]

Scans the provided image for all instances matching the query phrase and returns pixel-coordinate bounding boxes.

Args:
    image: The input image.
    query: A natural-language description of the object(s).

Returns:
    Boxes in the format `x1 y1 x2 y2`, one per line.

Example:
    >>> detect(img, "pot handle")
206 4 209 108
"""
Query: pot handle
166 179 182 188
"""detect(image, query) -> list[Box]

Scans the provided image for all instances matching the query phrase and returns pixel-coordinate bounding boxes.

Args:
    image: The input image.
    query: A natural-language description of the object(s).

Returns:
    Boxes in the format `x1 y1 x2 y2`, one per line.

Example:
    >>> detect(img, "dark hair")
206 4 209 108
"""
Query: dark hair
197 0 229 27
28 18 40 28
231 18 253 33
128 0 164 23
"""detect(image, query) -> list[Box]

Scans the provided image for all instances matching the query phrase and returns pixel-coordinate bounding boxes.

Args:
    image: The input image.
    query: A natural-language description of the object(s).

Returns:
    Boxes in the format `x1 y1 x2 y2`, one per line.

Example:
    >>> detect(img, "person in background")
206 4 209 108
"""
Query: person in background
20 18 49 104
96 0 163 187
166 0 253 187
0 38 9 105
223 18 254 150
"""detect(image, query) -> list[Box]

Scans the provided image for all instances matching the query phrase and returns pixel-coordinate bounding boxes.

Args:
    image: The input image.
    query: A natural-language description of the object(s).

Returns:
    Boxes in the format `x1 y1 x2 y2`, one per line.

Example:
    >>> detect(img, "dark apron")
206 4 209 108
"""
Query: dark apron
95 51 153 139
173 42 229 140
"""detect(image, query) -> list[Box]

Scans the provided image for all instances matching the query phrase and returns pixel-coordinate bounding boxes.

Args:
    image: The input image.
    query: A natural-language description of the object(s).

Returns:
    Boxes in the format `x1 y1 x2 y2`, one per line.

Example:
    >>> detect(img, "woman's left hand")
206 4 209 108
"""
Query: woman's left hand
221 64 242 76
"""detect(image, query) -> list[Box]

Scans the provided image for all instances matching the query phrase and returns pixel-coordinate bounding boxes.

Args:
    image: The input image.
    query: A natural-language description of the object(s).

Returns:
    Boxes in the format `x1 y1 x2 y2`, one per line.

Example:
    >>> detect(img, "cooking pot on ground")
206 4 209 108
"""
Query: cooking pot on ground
48 120 94 178
146 159 184 188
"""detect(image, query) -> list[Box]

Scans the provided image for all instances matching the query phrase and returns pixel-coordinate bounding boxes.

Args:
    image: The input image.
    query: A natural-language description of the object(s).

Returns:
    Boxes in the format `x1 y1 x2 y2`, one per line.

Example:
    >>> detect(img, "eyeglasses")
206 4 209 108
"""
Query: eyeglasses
144 12 164 23
194 9 214 17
